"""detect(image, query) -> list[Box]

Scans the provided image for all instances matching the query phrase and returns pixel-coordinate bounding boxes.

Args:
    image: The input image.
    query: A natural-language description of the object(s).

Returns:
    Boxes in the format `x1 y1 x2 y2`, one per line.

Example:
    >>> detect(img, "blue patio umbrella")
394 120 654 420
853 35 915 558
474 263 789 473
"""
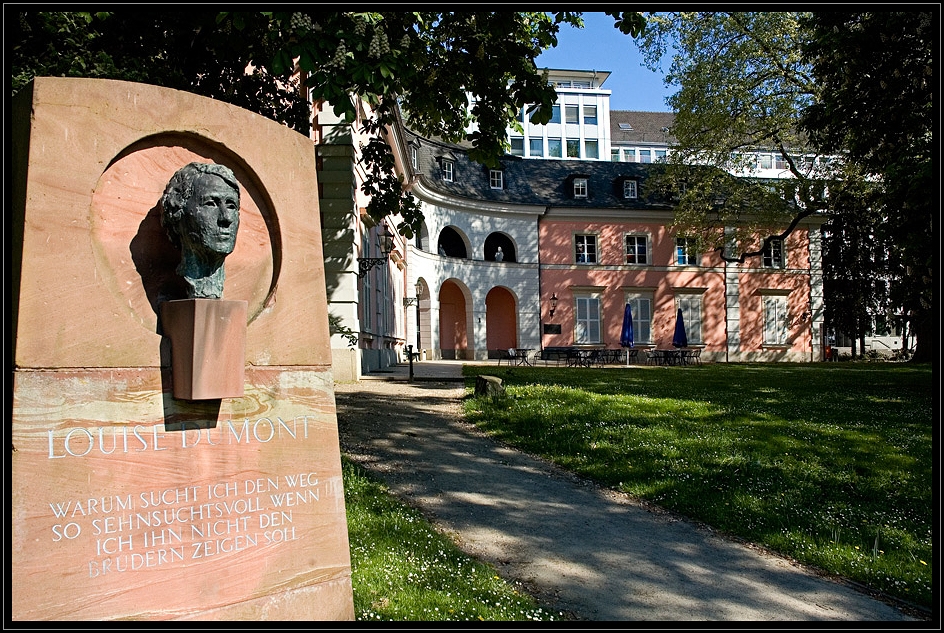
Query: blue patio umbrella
672 308 688 348
620 303 634 365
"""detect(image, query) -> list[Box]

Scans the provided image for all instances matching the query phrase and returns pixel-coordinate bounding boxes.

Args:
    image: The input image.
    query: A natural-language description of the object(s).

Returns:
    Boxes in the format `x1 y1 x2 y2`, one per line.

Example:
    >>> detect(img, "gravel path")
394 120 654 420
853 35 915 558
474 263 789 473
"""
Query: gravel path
334 378 917 621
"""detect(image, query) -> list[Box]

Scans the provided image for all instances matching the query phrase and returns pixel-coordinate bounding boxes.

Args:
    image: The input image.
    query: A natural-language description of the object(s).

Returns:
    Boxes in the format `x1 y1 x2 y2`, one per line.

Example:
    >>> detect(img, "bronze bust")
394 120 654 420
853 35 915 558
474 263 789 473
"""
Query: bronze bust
160 162 240 299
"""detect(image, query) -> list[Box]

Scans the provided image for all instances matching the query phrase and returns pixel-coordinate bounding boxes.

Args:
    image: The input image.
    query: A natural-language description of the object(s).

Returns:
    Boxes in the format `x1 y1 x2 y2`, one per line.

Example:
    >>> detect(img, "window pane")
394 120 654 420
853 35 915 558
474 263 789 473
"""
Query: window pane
566 139 580 157
630 297 652 343
529 138 544 157
548 138 562 157
575 234 596 263
764 296 788 344
677 296 703 344
489 170 503 189
550 104 561 124
573 178 588 198
676 238 697 266
565 105 579 124
510 137 524 156
585 140 599 159
639 149 651 163
623 180 637 199
763 238 784 268
611 149 621 162
575 296 601 344
625 235 647 263
583 105 597 125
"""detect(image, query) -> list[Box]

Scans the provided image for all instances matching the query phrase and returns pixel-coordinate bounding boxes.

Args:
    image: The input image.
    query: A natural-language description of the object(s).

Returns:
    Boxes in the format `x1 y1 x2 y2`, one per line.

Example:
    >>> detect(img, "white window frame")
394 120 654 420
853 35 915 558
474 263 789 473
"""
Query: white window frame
489 169 503 190
442 159 454 182
624 291 654 344
763 294 790 345
574 293 602 344
622 179 638 199
675 294 704 345
762 238 785 269
675 238 698 266
410 146 417 170
573 177 588 198
575 233 597 264
624 234 648 265
583 105 598 125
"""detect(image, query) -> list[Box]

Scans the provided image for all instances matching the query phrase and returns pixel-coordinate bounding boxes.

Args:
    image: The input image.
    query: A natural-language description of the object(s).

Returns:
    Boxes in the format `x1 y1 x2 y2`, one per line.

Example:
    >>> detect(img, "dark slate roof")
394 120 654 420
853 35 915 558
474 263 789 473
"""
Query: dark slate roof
610 110 677 145
405 129 674 211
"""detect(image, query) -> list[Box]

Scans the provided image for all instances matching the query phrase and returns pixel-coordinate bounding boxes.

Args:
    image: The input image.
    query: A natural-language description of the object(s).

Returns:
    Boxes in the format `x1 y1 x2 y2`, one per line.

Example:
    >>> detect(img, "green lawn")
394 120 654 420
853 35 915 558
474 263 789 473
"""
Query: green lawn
462 362 933 609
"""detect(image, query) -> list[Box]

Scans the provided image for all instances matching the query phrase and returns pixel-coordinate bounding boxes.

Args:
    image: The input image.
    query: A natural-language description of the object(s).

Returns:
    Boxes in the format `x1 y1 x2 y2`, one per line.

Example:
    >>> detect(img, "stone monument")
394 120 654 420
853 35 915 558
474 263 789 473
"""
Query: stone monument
11 77 354 620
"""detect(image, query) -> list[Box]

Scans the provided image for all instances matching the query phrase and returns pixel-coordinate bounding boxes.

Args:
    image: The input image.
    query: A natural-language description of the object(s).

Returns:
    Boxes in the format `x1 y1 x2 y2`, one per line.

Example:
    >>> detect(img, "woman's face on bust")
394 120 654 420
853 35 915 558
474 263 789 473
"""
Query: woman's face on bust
180 173 240 259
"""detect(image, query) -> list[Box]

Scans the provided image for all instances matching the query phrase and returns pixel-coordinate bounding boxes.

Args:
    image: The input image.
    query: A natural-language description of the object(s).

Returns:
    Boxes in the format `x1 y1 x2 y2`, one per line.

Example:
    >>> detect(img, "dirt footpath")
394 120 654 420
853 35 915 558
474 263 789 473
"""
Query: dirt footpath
333 378 917 621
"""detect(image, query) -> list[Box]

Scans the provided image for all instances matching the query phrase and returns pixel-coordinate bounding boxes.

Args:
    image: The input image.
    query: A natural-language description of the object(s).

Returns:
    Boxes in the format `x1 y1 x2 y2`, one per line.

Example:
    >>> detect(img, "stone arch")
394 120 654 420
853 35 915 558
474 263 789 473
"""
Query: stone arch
437 226 469 259
415 221 430 252
486 286 518 356
438 278 473 359
484 232 517 262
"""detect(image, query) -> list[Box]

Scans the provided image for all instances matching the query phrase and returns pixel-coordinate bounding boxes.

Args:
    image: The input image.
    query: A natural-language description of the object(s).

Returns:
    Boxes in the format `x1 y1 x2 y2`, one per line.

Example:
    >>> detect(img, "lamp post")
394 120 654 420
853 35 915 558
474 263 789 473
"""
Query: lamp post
357 223 395 278
403 281 422 306
549 293 559 318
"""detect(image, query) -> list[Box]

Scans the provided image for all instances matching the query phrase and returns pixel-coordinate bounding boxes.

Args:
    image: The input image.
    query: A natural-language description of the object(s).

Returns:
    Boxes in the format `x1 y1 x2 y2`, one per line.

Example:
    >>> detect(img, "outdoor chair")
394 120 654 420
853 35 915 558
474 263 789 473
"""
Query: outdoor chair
496 348 515 365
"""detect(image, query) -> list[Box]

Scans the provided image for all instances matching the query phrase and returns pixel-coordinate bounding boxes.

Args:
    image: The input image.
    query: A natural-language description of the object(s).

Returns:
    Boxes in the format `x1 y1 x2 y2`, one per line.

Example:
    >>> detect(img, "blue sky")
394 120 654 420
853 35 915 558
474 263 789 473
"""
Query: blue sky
535 12 674 113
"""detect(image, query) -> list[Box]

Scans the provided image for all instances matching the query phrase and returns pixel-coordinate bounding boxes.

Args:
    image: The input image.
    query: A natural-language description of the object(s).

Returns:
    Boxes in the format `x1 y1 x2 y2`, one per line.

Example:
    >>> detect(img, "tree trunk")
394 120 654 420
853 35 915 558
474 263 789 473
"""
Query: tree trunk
910 307 936 364
859 333 867 357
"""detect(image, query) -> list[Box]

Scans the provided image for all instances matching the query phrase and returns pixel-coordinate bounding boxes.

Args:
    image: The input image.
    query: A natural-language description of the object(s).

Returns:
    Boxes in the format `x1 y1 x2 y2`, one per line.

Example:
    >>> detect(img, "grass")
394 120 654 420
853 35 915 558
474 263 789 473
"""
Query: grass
342 456 563 621
461 362 933 610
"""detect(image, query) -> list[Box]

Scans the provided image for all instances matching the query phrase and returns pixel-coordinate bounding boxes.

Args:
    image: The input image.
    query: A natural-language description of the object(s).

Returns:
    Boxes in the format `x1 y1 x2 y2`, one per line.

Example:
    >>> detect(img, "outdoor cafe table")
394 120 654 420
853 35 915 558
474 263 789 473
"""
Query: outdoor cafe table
649 349 683 365
513 348 534 366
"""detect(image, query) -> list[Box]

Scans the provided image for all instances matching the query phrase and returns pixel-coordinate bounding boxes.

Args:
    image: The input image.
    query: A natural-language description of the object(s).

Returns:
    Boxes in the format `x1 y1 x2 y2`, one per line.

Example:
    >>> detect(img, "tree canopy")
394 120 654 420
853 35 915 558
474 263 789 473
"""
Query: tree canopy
10 10 644 237
637 11 935 362
638 12 830 261
800 11 935 362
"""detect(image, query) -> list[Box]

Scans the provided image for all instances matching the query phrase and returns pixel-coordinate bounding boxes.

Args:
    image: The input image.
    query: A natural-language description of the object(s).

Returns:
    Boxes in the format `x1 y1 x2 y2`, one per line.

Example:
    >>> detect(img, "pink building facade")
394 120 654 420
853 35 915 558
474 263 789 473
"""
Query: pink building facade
539 216 820 362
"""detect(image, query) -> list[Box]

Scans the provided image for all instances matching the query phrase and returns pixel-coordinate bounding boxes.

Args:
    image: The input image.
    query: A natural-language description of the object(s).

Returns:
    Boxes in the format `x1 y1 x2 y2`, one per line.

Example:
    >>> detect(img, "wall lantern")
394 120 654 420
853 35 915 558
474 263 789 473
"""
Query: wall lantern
404 281 423 307
358 222 395 278
549 293 559 318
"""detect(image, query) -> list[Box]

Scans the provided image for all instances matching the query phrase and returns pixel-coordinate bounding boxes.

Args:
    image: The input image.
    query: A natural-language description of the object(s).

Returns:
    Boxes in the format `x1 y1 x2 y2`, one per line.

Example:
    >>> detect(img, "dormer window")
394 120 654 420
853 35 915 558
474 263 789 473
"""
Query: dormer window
489 169 504 190
410 146 418 170
623 179 638 199
442 159 454 182
573 177 588 198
